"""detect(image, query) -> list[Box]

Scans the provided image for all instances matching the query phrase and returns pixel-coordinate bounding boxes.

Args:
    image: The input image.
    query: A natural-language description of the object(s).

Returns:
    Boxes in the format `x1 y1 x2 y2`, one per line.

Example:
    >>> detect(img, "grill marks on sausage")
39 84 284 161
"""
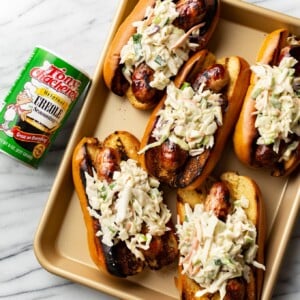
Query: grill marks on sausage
177 150 211 188
192 63 230 93
160 140 189 171
151 62 230 188
131 63 161 103
173 0 206 32
143 222 178 269
102 240 145 277
80 140 178 277
120 0 211 103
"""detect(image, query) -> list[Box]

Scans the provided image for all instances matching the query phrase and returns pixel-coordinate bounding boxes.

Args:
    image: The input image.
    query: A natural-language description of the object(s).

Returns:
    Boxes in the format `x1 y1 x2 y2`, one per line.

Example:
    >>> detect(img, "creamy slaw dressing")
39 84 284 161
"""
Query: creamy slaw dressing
176 199 265 299
139 82 224 156
85 159 172 260
251 56 300 161
120 0 200 90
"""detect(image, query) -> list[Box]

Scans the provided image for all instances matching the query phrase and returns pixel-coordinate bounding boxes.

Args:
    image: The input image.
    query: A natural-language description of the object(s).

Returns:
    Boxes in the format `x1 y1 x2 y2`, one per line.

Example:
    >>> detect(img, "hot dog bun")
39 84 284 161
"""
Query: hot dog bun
103 0 220 110
233 29 300 176
176 171 266 300
72 131 178 277
139 49 251 190
103 0 156 93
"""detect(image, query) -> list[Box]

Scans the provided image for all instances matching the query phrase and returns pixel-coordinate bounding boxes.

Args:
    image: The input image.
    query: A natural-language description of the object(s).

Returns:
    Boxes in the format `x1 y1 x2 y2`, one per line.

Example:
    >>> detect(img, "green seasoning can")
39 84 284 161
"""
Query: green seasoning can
0 46 91 168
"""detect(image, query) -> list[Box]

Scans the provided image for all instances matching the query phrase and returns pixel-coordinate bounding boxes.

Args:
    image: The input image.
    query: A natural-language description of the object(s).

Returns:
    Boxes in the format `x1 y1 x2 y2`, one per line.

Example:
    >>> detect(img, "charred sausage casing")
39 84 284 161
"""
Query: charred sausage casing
139 49 250 190
72 131 178 277
103 0 220 110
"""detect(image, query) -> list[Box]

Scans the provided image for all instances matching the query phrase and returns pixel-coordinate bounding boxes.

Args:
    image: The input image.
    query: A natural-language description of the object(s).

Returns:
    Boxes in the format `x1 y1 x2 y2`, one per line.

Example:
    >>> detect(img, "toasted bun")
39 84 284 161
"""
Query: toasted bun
103 0 220 110
72 132 141 277
103 0 156 90
233 28 300 176
126 86 158 110
140 50 251 190
176 171 266 300
72 131 178 277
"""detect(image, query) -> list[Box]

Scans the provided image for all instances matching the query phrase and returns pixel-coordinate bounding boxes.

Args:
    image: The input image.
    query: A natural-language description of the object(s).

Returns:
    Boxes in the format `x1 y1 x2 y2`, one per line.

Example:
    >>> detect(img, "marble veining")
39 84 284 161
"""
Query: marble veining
245 0 300 18
0 0 299 299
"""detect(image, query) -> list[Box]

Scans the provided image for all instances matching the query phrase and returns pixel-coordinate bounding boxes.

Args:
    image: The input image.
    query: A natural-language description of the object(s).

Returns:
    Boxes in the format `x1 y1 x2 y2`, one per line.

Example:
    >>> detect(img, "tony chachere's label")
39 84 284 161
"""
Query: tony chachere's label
0 47 91 168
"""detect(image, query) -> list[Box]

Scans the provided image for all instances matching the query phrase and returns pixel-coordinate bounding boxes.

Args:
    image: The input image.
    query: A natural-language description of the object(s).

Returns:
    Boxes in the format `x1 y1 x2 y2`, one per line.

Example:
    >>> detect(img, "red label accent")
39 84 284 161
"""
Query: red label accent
12 126 50 145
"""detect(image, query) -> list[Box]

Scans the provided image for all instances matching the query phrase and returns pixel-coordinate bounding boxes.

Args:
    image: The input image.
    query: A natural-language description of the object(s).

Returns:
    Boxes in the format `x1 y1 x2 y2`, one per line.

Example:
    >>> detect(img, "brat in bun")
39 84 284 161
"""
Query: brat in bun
176 172 266 300
233 29 300 176
139 49 250 190
72 131 178 277
103 0 220 110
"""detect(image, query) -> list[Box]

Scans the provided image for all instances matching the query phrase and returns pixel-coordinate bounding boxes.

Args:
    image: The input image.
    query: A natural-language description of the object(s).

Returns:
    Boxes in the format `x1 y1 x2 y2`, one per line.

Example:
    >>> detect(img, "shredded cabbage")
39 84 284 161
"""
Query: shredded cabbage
120 0 199 90
176 200 265 299
139 82 224 156
251 56 300 160
85 159 172 260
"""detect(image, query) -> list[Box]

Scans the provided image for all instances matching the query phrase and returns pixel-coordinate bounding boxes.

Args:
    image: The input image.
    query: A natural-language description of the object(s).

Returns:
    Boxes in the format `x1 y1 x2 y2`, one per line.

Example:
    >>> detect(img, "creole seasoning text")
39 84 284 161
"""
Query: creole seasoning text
30 65 81 101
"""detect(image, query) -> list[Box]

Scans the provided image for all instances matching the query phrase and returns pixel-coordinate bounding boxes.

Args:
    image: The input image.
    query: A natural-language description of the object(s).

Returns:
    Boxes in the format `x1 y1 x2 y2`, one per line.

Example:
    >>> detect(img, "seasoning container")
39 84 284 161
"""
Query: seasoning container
0 46 91 168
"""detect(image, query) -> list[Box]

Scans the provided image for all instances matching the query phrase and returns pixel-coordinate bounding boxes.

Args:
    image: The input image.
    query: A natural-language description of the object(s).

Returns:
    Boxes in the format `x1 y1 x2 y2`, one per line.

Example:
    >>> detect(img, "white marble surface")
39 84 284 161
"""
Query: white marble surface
0 0 299 299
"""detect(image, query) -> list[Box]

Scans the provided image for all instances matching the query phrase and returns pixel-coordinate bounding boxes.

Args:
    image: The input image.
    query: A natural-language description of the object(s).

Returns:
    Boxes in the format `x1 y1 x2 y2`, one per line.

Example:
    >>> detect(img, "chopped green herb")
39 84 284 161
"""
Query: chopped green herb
180 82 191 90
154 55 165 66
132 33 143 55
214 258 222 266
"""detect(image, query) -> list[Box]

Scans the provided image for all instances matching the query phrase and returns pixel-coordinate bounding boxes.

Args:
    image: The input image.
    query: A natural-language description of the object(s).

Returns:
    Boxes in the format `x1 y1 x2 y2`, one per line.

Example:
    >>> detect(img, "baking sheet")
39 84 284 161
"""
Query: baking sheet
34 0 300 299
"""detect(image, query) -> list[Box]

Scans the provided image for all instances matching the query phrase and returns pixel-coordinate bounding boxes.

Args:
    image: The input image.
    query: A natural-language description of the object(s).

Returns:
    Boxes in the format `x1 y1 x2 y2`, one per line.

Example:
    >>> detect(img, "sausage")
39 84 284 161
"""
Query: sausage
103 0 220 110
205 182 247 299
224 278 246 300
72 132 178 278
150 63 231 176
95 147 120 182
205 182 248 298
160 140 189 171
204 181 231 221
176 172 266 300
191 63 230 93
251 44 300 172
140 50 251 190
173 0 207 32
130 0 208 104
143 227 179 269
254 144 280 168
131 63 161 103
233 29 300 177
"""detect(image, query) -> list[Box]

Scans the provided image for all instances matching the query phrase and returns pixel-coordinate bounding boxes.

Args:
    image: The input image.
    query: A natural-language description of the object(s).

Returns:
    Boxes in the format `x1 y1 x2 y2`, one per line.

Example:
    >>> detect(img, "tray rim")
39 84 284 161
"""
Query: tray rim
34 1 300 299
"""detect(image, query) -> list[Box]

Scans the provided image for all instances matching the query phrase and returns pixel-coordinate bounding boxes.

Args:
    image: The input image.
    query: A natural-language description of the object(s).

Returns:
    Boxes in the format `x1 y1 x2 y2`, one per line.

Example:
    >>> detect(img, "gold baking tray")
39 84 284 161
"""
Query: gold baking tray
34 0 300 299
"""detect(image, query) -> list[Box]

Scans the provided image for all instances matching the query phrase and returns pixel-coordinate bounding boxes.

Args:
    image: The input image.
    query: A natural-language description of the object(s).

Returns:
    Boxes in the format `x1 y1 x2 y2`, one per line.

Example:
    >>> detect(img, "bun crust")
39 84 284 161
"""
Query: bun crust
72 131 178 277
233 28 300 176
176 172 266 300
140 50 251 190
103 0 220 109
103 0 156 90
